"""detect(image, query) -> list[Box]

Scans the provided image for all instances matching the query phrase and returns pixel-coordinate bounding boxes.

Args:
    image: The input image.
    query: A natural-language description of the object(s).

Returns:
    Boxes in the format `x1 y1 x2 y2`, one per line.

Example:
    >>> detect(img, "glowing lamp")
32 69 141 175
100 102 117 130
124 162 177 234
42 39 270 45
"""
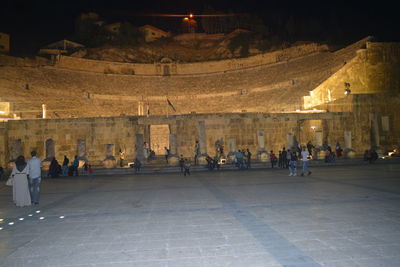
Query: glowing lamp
311 126 317 130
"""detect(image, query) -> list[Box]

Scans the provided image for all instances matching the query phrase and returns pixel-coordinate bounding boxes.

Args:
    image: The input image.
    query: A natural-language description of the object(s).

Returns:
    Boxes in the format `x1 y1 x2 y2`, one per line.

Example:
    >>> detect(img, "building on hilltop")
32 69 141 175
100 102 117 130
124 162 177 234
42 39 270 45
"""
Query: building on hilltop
138 25 170 42
0 32 10 54
39 39 85 61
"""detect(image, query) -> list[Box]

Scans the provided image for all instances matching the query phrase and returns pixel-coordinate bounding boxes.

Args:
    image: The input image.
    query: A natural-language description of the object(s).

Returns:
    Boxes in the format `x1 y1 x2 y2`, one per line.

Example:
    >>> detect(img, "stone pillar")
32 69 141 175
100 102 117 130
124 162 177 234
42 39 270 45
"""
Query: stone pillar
135 134 145 162
103 144 116 168
257 130 265 152
315 131 323 147
42 104 47 119
287 133 294 150
344 131 352 149
344 130 355 158
197 121 207 164
168 134 179 166
227 137 236 163
257 130 268 162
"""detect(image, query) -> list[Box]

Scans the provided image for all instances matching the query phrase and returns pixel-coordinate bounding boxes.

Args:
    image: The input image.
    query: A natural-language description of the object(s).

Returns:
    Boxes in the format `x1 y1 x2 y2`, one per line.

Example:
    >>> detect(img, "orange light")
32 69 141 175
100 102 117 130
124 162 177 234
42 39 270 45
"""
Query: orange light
183 17 189 21
189 13 193 18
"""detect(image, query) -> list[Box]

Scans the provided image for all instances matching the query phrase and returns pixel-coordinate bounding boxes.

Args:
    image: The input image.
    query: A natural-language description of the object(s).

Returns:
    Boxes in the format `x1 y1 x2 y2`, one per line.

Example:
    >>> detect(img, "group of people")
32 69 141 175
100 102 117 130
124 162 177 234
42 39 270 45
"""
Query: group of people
234 149 252 170
49 155 93 177
270 146 313 176
8 151 42 207
178 155 191 176
364 149 379 164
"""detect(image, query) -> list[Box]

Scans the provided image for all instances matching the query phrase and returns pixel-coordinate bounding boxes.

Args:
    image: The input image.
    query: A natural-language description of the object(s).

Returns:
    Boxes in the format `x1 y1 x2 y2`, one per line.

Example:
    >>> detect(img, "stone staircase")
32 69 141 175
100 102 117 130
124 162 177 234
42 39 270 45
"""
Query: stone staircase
69 157 400 176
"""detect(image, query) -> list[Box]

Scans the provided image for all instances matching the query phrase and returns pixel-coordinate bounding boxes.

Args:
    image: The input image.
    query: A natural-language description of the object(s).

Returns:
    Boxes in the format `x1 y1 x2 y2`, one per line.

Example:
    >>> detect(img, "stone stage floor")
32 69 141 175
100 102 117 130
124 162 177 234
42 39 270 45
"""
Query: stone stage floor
0 164 400 266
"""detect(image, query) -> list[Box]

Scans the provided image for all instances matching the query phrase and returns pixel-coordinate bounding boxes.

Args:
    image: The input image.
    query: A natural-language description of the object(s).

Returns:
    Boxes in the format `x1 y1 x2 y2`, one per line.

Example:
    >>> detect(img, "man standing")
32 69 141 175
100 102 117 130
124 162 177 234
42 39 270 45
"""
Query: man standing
27 151 42 205
164 147 170 164
301 146 312 176
119 149 125 167
72 155 79 176
246 148 252 169
281 147 287 168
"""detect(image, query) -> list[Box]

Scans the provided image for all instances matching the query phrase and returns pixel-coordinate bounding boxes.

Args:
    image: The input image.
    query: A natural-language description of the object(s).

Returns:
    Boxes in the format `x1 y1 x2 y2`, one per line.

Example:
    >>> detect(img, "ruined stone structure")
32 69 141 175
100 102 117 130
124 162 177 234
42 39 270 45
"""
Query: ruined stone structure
0 37 399 168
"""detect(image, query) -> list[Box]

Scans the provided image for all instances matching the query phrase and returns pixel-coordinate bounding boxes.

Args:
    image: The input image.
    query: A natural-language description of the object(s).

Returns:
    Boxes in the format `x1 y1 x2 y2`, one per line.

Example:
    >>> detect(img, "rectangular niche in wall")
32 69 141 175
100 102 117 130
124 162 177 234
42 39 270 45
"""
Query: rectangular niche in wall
45 139 55 160
105 144 115 159
77 139 86 158
12 139 22 160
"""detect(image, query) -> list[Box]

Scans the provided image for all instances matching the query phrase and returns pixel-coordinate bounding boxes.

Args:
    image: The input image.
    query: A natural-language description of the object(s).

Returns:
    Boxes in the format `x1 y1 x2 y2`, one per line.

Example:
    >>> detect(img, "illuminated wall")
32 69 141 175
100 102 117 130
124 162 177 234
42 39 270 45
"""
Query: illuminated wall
303 42 400 109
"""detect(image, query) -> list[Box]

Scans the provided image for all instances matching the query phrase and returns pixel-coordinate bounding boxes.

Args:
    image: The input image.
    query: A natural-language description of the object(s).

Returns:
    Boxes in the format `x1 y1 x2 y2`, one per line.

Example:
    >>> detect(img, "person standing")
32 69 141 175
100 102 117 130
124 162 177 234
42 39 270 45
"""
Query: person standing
278 151 283 168
183 159 191 176
246 148 252 169
62 155 69 176
286 149 291 169
27 151 42 205
72 155 79 176
179 155 185 173
288 151 298 176
164 147 170 164
119 149 125 167
301 146 312 176
194 140 200 165
10 155 31 207
270 151 277 168
48 157 60 178
87 165 94 177
281 147 287 168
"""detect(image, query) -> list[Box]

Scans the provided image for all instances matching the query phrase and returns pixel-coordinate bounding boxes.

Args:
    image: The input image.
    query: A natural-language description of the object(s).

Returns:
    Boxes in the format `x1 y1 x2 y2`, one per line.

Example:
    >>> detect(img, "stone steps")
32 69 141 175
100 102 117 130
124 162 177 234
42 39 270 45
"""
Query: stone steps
70 157 400 176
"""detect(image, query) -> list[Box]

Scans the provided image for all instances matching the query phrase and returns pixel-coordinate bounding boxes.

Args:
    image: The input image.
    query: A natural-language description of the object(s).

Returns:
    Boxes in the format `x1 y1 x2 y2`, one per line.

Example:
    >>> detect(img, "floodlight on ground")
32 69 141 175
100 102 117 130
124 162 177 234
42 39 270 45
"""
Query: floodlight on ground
8 222 14 225
59 216 65 219
39 217 45 220
36 210 41 213
0 218 3 222
0 227 3 230
28 214 33 217
19 218 24 221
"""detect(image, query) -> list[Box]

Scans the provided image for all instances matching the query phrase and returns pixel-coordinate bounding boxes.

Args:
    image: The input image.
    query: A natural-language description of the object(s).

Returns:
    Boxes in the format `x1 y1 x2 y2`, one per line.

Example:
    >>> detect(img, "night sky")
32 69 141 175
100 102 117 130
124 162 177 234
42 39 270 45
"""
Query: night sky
1 0 399 56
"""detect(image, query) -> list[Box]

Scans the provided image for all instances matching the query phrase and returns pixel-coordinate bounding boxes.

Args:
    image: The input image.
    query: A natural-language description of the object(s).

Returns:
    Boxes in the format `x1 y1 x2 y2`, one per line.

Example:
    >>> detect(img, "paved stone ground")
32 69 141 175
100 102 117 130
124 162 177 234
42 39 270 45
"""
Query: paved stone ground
0 163 400 267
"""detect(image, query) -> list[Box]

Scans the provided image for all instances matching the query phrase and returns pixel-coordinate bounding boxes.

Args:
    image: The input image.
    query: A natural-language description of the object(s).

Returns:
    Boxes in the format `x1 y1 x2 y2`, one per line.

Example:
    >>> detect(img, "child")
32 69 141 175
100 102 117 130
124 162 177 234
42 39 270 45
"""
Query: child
288 151 298 176
88 164 94 177
183 159 191 176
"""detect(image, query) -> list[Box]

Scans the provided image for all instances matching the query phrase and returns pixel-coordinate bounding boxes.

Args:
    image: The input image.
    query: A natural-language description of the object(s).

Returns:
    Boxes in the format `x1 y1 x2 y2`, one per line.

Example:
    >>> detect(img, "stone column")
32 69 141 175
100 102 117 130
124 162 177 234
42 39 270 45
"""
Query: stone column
257 130 268 162
168 133 179 166
315 131 323 147
344 131 352 149
42 104 47 119
287 133 294 150
103 144 116 168
135 134 145 162
197 121 207 164
344 130 355 158
227 137 236 163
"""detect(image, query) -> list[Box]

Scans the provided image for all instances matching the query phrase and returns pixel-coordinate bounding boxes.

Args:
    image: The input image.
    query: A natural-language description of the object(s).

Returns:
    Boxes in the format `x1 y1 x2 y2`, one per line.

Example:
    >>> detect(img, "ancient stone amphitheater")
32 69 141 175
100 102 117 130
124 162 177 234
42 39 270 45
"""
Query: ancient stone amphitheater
0 37 372 119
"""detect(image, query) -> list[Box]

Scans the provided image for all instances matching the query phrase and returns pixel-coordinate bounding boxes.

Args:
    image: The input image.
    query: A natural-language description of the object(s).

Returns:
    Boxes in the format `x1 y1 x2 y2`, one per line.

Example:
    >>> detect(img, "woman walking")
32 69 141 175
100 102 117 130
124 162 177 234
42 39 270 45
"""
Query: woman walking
10 155 31 207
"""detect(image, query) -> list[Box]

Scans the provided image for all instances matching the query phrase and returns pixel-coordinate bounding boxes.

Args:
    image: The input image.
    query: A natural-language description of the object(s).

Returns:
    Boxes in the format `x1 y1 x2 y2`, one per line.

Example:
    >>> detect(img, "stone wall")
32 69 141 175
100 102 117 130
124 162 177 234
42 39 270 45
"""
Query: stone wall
3 96 398 169
304 42 400 109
